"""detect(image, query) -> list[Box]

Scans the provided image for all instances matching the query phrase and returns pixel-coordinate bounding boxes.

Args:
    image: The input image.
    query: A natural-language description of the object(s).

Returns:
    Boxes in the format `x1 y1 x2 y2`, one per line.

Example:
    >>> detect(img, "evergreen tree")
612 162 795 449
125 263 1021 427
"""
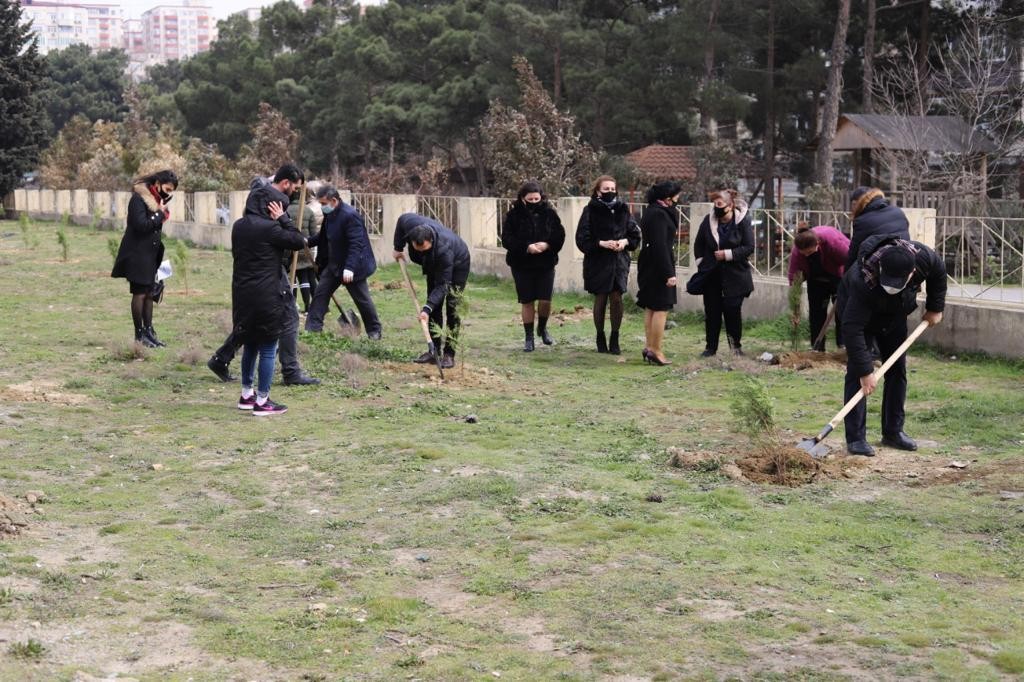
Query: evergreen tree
0 0 48 199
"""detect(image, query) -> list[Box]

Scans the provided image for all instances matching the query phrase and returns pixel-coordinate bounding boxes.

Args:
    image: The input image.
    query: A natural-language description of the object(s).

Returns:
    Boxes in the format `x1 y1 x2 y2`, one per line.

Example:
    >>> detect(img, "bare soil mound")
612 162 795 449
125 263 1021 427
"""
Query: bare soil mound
776 350 847 370
383 361 512 389
0 494 31 537
0 381 88 406
735 446 865 486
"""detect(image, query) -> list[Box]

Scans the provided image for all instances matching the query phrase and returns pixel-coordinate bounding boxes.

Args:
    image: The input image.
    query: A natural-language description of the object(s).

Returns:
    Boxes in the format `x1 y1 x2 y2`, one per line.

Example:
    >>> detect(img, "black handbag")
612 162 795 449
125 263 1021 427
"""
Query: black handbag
686 267 710 295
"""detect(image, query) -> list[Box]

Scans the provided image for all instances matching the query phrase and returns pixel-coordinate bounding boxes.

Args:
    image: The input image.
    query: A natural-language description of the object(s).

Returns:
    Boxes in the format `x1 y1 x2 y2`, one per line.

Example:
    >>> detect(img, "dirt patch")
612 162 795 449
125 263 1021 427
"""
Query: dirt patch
735 446 865 486
383 361 512 389
776 349 847 370
0 380 88 406
370 279 406 291
0 494 32 537
552 304 590 325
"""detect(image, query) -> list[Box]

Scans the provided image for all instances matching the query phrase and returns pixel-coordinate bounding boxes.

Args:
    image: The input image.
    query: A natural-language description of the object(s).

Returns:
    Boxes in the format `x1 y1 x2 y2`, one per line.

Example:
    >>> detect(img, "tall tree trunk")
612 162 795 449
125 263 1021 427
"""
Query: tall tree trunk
762 0 776 209
862 0 876 113
812 0 851 186
553 40 562 103
699 0 721 139
916 0 931 109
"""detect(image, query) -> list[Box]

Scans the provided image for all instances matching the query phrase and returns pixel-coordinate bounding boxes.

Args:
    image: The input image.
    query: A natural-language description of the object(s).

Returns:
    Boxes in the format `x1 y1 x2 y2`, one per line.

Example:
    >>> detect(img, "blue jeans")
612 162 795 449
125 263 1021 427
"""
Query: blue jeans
241 339 278 395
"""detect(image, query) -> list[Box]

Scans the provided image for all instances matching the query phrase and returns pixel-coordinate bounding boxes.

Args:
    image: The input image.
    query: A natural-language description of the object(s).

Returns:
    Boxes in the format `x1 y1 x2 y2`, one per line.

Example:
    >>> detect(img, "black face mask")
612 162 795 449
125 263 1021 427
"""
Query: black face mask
713 205 729 220
159 190 172 202
599 191 617 204
527 201 543 212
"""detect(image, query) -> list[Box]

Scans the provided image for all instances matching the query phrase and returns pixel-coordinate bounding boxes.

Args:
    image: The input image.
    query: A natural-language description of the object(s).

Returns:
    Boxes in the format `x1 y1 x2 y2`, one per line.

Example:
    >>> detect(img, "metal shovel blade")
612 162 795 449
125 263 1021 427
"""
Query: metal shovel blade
796 437 831 459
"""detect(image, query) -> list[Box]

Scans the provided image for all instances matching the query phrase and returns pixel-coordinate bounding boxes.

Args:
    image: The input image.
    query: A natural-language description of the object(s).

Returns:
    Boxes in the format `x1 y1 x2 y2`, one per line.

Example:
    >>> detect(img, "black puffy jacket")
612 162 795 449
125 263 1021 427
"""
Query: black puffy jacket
501 200 565 270
846 197 910 269
231 186 306 343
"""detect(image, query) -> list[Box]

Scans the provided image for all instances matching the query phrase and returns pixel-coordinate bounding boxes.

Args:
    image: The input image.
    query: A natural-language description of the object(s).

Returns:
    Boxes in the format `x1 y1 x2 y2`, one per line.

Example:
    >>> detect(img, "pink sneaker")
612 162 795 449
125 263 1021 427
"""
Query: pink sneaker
252 399 287 416
237 393 256 410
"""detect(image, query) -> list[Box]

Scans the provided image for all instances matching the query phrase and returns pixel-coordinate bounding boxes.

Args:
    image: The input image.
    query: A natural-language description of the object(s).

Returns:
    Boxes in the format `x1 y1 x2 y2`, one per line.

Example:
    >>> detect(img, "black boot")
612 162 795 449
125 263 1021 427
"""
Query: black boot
608 330 621 355
135 328 157 348
207 355 236 382
596 331 608 353
537 316 554 345
145 326 166 347
727 335 743 356
523 322 535 352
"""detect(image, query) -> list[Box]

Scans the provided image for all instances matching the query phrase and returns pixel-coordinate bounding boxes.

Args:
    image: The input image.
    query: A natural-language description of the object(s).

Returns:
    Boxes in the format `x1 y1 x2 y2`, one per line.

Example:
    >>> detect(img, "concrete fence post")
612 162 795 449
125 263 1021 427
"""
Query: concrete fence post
39 189 55 215
14 189 27 211
92 192 111 220
71 190 88 217
194 191 217 226
55 190 71 216
903 207 937 249
555 197 589 293
113 192 131 219
26 189 40 214
380 194 418 260
228 191 248 223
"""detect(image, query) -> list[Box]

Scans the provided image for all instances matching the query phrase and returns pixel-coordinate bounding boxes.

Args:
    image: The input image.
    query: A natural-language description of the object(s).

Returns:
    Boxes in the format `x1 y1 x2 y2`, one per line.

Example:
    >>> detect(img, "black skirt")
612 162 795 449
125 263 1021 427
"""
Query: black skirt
511 267 556 303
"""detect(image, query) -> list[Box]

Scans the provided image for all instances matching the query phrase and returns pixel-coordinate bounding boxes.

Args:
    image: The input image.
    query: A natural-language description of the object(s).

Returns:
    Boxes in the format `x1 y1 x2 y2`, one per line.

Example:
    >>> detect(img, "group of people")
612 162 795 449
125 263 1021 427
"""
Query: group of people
110 169 947 454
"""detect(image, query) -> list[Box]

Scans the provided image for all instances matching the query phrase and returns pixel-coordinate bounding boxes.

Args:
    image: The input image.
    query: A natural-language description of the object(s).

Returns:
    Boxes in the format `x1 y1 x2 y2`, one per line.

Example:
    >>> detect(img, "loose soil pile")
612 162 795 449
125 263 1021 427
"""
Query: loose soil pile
667 446 867 487
383 361 512 389
0 381 88 406
0 494 31 537
776 350 847 370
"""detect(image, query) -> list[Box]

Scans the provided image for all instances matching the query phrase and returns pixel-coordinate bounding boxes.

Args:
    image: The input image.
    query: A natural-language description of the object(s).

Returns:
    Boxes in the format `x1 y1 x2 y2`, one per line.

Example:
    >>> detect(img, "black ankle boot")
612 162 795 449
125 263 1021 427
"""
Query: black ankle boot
596 331 608 353
608 331 621 355
523 322 535 352
145 326 166 347
537 317 554 345
135 328 157 348
727 335 743 356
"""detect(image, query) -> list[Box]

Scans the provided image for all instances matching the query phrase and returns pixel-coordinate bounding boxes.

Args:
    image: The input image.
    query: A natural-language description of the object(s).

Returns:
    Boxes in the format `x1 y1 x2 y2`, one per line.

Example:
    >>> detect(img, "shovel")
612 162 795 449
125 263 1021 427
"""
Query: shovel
811 305 837 350
797 320 929 458
398 257 444 380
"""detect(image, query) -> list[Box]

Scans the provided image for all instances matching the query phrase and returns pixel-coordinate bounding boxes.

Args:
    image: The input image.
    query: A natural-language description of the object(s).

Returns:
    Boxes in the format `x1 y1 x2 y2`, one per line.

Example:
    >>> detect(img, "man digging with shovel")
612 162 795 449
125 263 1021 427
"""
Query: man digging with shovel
835 235 947 456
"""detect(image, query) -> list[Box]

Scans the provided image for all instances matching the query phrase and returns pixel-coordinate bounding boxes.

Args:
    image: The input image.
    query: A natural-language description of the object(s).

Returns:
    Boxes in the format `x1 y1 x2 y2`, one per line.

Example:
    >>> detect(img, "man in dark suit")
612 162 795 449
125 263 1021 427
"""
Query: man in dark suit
304 185 382 339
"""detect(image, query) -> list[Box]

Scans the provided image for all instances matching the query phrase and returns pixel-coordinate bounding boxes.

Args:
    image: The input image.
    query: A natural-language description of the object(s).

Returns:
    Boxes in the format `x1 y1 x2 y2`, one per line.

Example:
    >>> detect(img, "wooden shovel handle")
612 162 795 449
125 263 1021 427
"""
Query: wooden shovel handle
399 258 433 344
812 305 837 349
826 320 930 430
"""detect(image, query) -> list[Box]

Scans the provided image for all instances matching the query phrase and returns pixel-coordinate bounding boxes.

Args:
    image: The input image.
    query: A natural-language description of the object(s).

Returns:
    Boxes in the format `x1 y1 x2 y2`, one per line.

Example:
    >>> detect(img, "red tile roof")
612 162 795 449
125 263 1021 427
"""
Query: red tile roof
625 145 698 181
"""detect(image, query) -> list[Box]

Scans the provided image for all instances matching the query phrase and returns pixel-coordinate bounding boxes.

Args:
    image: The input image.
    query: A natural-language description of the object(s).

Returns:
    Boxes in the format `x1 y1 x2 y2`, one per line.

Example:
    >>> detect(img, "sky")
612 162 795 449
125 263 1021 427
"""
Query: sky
117 0 385 21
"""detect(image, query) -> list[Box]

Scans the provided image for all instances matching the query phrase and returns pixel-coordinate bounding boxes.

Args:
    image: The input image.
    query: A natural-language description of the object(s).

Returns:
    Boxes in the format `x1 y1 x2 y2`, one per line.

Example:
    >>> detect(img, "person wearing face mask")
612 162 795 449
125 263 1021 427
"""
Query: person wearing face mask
692 188 755 356
207 164 320 386
836 235 946 456
575 175 641 354
501 181 566 352
304 185 382 339
111 169 179 348
787 225 850 351
636 181 682 365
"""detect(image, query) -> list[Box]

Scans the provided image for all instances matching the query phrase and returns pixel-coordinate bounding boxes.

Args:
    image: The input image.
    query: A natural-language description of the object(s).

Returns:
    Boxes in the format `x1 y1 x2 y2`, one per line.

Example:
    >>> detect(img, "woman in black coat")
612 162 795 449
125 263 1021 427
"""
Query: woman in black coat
231 184 307 415
636 181 681 365
501 181 565 352
692 188 754 356
575 175 640 354
110 169 178 347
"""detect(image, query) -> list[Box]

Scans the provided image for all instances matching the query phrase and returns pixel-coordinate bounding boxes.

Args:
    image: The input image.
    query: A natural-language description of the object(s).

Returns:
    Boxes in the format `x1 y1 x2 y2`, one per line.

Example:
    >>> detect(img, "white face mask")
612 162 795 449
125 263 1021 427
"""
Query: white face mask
882 284 906 295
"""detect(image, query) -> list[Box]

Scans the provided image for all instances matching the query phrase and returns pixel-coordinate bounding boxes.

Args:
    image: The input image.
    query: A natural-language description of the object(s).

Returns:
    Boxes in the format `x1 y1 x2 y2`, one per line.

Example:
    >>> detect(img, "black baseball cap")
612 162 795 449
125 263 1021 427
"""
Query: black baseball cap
878 246 915 290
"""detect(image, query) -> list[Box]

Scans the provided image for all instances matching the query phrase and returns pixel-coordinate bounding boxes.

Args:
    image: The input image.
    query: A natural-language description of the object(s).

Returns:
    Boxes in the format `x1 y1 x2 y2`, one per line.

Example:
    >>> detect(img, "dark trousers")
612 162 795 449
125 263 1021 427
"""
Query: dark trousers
843 316 907 443
215 299 302 379
808 277 842 351
702 272 745 351
430 266 469 356
304 269 382 335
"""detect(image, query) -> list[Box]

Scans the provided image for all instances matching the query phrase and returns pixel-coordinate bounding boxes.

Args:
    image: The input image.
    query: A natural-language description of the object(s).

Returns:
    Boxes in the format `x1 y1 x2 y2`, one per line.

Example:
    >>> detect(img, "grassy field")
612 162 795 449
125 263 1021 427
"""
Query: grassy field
0 219 1022 681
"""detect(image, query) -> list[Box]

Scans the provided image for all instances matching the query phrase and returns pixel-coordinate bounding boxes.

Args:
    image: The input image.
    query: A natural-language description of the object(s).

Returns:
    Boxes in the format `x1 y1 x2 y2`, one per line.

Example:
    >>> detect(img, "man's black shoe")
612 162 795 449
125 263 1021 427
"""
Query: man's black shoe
846 440 876 457
440 354 456 369
207 356 235 382
881 431 917 451
282 374 320 386
413 351 435 364
367 330 382 341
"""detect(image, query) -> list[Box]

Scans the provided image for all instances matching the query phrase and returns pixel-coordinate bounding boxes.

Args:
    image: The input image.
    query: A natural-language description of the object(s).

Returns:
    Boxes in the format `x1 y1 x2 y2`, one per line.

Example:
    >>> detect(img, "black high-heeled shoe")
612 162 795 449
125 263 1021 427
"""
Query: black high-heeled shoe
649 353 672 366
642 349 652 364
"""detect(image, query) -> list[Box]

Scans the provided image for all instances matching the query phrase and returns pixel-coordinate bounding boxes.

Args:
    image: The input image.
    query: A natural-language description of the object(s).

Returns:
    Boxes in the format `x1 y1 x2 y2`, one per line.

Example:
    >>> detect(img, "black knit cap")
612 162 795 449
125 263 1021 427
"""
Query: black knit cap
878 246 916 290
647 181 682 203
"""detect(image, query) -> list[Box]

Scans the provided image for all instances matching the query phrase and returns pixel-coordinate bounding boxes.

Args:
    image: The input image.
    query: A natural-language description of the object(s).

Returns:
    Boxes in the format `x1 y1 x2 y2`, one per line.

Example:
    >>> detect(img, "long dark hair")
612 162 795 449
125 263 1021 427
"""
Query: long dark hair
137 169 179 189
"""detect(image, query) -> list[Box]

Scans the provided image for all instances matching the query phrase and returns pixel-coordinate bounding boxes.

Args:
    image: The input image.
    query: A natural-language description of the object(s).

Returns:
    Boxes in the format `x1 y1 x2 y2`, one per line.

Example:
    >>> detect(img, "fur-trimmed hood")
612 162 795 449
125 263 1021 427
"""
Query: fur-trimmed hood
852 188 886 218
133 183 161 213
707 199 749 243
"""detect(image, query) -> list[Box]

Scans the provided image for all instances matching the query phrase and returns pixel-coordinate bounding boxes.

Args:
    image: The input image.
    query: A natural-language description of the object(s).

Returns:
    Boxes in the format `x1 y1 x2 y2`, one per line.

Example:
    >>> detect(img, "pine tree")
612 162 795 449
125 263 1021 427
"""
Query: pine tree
0 0 48 199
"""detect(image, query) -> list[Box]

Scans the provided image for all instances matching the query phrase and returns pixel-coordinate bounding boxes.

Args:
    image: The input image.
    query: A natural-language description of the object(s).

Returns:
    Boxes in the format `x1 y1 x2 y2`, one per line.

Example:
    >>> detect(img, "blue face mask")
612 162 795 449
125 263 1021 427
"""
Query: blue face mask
321 203 334 215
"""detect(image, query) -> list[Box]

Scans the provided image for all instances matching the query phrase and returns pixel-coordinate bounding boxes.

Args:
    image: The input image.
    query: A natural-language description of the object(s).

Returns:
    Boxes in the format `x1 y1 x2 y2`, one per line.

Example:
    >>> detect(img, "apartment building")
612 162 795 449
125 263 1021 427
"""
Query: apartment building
20 0 124 53
140 1 215 62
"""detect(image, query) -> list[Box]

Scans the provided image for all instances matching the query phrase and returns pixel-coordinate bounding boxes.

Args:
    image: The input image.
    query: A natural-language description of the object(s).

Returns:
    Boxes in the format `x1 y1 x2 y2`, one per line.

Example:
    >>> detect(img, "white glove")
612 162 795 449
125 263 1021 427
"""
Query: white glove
343 269 354 284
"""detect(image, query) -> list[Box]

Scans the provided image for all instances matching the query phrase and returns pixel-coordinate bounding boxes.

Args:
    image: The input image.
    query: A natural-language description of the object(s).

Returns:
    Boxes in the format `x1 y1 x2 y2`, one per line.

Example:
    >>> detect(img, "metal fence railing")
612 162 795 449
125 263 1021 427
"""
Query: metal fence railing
182 192 196 223
351 192 384 235
934 215 1024 305
215 192 230 225
417 195 459 234
493 197 514 247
